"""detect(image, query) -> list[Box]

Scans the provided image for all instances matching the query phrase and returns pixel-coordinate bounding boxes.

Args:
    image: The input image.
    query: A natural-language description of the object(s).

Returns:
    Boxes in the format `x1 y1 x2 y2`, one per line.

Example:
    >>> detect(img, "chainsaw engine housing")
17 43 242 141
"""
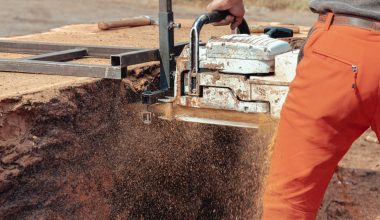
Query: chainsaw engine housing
173 34 297 121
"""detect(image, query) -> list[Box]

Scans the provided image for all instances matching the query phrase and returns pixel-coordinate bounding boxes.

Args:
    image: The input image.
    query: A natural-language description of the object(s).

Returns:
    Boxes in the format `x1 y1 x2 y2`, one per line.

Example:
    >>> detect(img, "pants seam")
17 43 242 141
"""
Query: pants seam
371 80 380 129
268 191 318 214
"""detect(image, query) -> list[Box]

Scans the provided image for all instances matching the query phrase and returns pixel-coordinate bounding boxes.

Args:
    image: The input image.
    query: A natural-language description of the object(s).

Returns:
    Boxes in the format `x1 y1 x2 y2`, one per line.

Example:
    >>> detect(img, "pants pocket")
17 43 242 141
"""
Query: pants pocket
312 48 360 91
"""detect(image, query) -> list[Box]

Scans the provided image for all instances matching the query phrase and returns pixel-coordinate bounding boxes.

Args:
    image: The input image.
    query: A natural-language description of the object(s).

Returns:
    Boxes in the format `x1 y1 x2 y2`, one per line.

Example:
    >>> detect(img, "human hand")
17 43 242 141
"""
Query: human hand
207 0 245 30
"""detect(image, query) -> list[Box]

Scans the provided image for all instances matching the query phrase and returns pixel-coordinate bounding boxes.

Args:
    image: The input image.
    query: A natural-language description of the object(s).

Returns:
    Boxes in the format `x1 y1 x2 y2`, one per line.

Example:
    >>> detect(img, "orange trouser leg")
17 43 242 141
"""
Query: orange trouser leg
372 99 380 142
263 17 380 219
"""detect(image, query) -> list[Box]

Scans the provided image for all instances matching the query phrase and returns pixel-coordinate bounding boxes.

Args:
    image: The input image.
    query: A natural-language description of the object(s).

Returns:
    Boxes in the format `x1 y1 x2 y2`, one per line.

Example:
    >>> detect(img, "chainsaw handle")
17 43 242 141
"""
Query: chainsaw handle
190 11 250 73
192 11 250 34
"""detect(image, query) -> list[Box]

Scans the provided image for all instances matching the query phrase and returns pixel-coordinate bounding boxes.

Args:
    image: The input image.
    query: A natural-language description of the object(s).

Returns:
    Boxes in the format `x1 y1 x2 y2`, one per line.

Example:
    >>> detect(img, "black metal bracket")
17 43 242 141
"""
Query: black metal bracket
142 90 169 105
159 0 176 91
142 0 180 104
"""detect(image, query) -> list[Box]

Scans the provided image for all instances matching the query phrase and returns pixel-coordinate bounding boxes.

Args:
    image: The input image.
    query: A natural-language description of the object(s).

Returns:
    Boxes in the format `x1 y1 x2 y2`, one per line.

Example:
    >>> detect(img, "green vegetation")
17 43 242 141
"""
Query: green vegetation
182 0 309 10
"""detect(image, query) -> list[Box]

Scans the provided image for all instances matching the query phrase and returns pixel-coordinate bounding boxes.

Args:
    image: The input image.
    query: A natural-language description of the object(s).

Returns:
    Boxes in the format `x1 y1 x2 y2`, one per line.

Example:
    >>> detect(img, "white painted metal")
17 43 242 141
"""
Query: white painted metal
180 71 289 118
200 55 275 74
178 86 270 113
207 35 292 60
275 50 299 82
199 34 292 74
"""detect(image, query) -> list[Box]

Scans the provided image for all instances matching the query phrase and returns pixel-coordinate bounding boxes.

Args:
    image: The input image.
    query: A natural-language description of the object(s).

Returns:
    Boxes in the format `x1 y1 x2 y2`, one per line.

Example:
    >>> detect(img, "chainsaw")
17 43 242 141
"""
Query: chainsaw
142 2 299 128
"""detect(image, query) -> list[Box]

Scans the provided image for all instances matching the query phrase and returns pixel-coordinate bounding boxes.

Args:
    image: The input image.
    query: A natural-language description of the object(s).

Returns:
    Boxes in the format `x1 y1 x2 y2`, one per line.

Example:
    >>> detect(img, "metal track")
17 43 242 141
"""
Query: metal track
0 40 140 58
24 48 89 62
111 42 187 67
0 58 124 79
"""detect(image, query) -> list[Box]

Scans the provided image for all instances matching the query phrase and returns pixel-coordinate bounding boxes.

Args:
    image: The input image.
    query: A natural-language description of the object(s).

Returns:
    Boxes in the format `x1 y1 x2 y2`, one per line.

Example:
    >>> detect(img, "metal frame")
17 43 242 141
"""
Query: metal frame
0 41 142 79
0 39 185 79
0 0 184 82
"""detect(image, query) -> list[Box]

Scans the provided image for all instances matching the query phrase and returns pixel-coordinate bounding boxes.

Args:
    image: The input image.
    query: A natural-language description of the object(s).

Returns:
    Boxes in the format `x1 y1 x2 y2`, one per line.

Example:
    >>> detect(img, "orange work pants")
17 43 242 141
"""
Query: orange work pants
263 14 380 219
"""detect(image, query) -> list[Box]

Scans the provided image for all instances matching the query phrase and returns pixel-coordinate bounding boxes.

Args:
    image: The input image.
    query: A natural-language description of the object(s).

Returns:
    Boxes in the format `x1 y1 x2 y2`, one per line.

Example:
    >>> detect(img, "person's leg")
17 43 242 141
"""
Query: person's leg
263 15 380 219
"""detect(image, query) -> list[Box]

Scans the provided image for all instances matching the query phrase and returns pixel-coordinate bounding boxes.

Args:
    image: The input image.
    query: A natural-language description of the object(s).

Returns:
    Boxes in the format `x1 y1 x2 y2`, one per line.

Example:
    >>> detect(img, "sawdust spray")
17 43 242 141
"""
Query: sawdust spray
102 101 278 219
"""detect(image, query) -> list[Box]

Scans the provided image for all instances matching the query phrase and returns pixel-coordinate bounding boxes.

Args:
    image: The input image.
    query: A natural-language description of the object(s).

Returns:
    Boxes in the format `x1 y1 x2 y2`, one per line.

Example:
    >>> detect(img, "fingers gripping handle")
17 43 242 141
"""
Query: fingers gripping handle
190 11 250 73
198 10 231 26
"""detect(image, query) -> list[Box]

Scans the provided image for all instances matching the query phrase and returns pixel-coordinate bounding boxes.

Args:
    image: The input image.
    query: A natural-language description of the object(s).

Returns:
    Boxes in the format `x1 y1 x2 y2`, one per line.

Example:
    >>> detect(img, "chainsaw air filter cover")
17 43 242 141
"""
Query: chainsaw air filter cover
199 34 291 74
